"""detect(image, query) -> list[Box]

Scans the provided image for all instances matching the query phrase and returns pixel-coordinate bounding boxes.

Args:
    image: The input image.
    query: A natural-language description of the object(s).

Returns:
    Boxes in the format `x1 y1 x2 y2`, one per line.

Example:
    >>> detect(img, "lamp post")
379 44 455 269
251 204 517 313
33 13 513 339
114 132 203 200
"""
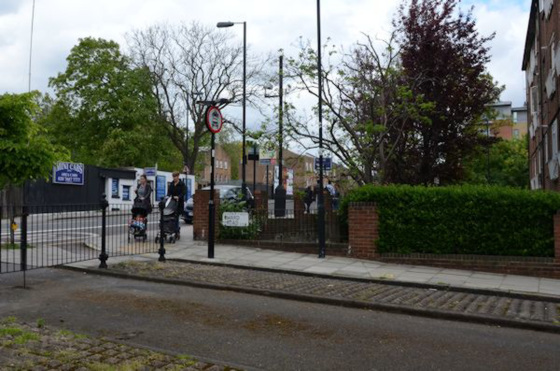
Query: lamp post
217 21 247 202
185 92 202 200
264 54 286 217
317 0 326 258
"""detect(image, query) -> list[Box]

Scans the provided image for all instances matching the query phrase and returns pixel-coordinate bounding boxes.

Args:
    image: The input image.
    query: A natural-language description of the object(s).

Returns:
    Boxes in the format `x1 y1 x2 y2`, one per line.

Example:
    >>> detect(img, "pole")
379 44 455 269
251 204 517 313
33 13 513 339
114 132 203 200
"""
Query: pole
486 120 490 184
208 132 216 259
28 0 36 92
317 0 326 258
99 195 108 268
158 200 166 262
253 144 257 195
266 164 269 198
274 54 286 217
241 21 247 202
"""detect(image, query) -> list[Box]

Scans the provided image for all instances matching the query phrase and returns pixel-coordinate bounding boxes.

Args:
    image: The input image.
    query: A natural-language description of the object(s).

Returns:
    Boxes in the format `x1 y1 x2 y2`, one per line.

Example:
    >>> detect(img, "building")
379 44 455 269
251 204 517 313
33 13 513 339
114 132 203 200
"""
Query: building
198 146 232 186
522 0 560 190
485 101 528 140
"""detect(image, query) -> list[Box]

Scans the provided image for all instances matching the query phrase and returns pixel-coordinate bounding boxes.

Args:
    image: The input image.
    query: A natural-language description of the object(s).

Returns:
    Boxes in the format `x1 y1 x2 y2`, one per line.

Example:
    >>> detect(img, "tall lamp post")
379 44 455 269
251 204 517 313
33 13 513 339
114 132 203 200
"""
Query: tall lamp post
317 0 326 258
264 54 286 217
185 92 202 199
217 21 247 201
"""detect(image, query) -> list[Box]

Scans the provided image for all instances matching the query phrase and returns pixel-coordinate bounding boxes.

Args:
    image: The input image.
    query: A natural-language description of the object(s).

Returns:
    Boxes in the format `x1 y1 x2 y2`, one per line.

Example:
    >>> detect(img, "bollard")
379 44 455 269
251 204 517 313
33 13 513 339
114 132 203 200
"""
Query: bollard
21 205 28 273
158 200 166 262
99 194 109 268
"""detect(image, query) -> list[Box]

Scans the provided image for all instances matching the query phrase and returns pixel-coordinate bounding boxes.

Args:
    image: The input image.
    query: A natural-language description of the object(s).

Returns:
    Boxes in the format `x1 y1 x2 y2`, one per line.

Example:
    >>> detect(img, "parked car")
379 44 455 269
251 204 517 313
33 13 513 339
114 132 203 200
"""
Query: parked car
182 185 254 224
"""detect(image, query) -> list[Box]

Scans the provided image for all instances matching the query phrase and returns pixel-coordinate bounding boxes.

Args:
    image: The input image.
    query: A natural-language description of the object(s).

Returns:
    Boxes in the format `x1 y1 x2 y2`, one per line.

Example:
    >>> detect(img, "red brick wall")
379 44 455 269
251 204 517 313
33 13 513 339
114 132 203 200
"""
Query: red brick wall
193 190 220 240
348 202 378 259
254 190 268 211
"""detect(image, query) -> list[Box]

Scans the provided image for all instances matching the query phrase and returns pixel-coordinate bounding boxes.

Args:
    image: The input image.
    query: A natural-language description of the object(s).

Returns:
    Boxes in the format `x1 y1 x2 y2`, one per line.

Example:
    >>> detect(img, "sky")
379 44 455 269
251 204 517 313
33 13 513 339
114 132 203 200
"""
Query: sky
0 0 530 123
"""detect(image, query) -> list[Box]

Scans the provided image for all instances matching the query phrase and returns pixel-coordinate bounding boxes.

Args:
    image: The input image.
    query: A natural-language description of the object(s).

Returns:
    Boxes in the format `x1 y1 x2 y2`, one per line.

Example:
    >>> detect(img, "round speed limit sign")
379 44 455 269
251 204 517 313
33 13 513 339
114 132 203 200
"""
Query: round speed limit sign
206 106 223 134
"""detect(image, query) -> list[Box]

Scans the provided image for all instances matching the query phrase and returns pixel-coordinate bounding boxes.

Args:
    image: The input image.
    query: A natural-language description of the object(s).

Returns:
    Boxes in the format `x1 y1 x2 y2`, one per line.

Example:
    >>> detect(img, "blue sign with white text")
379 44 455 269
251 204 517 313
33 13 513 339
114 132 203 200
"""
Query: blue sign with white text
156 175 166 201
52 162 84 185
314 157 332 171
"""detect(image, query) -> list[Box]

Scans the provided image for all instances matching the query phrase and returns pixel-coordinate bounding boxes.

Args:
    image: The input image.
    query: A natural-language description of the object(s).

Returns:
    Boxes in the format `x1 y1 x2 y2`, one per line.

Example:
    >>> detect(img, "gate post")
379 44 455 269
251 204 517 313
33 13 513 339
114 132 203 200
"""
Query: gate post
99 195 109 268
158 200 166 262
20 205 28 272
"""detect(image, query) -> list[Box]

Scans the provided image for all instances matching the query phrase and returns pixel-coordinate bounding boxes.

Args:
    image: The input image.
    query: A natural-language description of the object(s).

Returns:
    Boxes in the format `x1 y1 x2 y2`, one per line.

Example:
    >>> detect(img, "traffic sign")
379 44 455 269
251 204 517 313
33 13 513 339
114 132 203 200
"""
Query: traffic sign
206 106 223 134
314 157 332 171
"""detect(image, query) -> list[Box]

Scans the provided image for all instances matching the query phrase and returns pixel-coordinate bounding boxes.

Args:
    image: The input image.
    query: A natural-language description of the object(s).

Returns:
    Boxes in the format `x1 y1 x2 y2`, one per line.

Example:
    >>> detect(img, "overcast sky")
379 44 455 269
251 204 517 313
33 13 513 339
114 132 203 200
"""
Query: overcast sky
1 0 529 113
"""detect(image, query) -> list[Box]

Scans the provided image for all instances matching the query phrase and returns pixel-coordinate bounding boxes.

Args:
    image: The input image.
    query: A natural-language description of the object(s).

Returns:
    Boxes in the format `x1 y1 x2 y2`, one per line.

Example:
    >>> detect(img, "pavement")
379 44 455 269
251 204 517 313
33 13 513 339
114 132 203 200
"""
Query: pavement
62 226 560 334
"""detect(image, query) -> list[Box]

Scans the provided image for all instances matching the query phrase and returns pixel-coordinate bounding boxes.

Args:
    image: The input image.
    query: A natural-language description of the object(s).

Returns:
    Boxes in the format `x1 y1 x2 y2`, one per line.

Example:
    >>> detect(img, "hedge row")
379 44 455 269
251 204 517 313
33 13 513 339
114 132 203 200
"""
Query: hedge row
339 185 560 257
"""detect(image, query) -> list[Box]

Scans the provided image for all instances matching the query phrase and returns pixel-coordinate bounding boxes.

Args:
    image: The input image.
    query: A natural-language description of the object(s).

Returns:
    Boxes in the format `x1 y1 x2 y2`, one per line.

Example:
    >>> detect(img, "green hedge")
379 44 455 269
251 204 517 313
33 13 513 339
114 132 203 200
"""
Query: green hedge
339 185 560 257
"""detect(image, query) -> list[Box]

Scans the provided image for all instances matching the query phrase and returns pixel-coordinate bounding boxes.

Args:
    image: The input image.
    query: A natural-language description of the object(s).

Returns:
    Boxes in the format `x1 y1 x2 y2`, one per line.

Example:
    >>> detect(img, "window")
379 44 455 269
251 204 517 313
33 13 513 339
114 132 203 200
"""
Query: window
513 129 520 139
513 112 518 123
111 178 119 199
224 161 228 170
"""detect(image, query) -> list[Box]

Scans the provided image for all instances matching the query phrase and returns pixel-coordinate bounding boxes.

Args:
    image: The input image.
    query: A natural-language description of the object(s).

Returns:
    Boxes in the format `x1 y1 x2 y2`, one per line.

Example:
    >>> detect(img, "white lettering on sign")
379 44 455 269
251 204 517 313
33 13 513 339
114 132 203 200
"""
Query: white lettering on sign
222 212 249 227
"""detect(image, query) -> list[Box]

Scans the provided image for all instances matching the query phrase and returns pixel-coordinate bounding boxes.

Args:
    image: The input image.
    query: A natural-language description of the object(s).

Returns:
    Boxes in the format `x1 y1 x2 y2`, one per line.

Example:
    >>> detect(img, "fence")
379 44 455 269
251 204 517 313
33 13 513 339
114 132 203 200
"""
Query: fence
0 198 164 275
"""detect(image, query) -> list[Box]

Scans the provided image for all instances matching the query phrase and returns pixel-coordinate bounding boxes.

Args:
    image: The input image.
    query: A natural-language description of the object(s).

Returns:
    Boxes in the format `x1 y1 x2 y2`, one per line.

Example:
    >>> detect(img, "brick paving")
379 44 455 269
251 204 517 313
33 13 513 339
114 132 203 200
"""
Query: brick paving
0 317 242 370
104 260 560 330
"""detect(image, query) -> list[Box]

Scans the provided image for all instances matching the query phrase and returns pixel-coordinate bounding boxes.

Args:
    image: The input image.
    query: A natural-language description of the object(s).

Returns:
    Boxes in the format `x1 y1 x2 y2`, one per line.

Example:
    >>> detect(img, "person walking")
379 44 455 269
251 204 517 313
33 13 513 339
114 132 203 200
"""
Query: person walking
304 185 314 214
134 174 153 214
167 171 186 237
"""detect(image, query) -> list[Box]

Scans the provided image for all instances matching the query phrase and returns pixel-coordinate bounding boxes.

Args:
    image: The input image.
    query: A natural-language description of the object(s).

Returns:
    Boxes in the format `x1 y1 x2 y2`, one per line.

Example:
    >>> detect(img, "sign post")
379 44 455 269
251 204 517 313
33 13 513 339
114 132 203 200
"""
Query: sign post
206 105 223 259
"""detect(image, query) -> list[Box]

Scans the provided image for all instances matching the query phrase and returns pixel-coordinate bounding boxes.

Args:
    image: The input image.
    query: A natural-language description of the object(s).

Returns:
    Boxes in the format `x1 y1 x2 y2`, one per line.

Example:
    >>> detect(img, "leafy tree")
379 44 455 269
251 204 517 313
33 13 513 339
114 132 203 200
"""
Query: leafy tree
0 92 68 189
392 0 502 185
463 136 529 189
283 34 433 185
47 37 178 169
127 22 270 177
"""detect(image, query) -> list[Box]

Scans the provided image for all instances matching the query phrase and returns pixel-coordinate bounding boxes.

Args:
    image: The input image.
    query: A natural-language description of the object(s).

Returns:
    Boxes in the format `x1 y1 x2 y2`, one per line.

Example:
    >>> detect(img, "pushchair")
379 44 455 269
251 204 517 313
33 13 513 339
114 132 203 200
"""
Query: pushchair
128 197 150 243
155 196 180 244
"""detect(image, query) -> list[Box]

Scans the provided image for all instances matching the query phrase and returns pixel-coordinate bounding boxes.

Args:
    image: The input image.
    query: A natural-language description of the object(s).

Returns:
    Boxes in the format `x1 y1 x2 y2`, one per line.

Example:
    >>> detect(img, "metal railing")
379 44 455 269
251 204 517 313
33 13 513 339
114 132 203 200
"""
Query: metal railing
1 198 163 275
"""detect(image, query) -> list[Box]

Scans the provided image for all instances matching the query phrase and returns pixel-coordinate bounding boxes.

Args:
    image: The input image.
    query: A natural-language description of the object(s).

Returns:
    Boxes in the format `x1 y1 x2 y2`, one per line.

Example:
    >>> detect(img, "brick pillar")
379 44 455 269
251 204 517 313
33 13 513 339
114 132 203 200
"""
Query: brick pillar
554 213 560 264
294 192 305 217
324 191 332 214
348 202 378 259
193 190 220 240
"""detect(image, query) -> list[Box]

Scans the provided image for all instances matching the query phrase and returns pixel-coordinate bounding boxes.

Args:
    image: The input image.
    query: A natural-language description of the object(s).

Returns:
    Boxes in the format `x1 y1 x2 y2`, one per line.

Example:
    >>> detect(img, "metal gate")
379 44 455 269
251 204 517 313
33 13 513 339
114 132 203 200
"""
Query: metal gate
1 198 163 275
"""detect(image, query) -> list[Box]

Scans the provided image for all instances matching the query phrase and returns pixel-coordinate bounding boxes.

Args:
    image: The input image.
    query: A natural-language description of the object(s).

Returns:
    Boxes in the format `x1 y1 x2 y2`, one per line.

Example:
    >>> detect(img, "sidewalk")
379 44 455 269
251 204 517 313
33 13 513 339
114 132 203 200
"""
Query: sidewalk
154 237 560 299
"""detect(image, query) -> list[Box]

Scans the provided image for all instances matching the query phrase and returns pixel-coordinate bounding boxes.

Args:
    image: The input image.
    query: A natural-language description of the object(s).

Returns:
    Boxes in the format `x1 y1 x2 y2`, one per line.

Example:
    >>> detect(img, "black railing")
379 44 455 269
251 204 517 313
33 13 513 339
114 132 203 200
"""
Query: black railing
218 208 348 243
0 200 163 275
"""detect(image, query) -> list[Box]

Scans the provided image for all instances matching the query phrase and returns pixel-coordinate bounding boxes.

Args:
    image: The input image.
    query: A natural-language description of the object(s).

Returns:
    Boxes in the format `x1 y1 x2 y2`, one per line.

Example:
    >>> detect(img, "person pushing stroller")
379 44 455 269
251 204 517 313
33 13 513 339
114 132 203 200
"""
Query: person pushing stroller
167 171 186 238
129 174 153 242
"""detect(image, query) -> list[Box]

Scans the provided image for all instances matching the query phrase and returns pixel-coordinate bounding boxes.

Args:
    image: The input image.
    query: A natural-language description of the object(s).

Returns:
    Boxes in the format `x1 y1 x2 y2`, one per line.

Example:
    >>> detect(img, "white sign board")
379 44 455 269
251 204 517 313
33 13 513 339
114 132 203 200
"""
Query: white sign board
222 212 250 227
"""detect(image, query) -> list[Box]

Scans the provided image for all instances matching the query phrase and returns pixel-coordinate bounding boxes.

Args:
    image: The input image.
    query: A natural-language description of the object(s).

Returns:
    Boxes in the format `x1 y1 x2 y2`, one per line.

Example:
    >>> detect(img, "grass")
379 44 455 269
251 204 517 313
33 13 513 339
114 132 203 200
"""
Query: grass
0 243 35 250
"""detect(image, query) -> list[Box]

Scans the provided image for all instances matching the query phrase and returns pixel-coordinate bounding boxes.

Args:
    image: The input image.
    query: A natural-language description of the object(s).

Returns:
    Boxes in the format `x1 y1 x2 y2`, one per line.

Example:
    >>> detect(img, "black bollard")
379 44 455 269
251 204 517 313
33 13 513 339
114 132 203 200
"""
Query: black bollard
158 199 166 262
99 194 109 268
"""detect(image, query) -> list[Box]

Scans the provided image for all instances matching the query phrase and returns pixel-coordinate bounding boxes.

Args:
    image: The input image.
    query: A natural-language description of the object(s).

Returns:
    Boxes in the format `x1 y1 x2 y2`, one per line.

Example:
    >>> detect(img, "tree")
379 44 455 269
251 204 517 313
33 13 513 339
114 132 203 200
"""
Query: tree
127 22 270 177
47 37 178 169
0 92 68 189
393 0 502 185
463 136 529 188
283 34 433 185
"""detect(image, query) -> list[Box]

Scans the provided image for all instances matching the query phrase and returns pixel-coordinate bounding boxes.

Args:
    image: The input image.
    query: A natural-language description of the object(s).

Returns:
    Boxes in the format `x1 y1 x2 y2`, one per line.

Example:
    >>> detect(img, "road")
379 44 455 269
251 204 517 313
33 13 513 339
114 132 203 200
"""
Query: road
1 268 558 370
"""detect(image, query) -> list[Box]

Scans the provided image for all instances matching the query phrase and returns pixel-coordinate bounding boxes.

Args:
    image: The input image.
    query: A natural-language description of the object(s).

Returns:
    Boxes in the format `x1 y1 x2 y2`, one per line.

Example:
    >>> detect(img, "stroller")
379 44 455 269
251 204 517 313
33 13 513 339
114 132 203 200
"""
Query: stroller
155 196 180 244
128 197 150 242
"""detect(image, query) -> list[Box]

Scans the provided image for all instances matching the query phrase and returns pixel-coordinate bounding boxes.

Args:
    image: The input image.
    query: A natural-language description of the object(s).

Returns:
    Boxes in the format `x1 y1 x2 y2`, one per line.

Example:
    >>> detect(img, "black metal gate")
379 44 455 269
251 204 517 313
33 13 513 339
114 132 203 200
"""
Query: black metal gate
1 197 161 275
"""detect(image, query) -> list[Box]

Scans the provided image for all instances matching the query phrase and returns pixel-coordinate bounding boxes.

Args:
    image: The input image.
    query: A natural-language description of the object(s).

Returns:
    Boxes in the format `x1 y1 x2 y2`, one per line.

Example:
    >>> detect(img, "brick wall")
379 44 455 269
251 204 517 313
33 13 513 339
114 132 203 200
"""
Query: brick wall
348 202 378 259
254 190 268 211
193 190 220 240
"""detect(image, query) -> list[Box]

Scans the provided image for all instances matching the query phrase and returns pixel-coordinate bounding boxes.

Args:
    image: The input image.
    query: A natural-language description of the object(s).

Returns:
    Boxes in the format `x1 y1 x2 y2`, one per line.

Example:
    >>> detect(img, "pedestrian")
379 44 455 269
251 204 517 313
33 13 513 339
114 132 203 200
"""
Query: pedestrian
304 185 314 213
325 180 337 210
134 174 153 214
167 171 186 237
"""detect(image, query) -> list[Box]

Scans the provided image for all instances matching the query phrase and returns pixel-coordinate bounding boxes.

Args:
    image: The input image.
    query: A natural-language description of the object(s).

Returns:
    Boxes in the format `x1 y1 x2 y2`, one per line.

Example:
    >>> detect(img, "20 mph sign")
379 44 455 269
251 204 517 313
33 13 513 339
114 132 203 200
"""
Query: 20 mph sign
206 106 223 134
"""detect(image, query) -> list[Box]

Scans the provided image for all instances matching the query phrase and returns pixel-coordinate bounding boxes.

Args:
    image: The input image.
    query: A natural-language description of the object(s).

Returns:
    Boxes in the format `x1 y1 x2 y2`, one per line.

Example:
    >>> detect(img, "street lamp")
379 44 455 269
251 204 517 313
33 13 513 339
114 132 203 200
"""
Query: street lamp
317 0 326 258
264 54 286 217
217 21 247 202
185 91 202 202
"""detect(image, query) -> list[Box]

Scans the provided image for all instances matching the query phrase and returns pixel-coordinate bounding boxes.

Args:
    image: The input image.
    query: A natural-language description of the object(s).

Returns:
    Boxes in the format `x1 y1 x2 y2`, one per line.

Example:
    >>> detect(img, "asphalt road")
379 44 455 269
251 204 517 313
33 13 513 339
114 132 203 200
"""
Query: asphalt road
1 268 558 370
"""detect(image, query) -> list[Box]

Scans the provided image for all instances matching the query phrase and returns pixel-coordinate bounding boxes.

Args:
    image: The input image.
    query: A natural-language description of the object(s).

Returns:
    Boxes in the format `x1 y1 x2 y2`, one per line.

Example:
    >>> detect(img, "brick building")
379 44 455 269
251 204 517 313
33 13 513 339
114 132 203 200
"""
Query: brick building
485 102 528 140
522 0 560 190
198 145 232 186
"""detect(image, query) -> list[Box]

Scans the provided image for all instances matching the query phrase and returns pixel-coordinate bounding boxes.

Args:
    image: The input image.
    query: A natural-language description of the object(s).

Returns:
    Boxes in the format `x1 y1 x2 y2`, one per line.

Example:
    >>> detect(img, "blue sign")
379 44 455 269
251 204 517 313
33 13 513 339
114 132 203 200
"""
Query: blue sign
52 162 84 185
122 185 130 201
156 175 166 201
314 157 332 171
144 167 157 176
111 178 119 198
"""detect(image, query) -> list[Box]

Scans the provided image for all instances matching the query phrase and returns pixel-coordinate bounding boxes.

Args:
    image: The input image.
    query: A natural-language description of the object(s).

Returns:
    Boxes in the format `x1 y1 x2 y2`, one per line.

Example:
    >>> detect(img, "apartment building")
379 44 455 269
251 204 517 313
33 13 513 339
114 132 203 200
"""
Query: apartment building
522 0 560 190
486 101 528 140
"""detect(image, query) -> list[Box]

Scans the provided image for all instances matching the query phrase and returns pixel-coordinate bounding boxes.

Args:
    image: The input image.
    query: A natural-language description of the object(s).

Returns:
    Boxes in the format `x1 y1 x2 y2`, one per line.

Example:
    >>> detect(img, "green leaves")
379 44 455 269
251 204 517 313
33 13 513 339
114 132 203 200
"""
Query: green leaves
340 184 560 257
0 92 69 189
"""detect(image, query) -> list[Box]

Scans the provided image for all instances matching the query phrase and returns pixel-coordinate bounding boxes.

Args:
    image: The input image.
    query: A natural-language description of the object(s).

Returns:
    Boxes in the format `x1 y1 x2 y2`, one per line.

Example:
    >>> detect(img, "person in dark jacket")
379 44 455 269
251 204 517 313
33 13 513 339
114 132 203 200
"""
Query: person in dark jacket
134 174 153 214
167 171 186 235
304 185 314 213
